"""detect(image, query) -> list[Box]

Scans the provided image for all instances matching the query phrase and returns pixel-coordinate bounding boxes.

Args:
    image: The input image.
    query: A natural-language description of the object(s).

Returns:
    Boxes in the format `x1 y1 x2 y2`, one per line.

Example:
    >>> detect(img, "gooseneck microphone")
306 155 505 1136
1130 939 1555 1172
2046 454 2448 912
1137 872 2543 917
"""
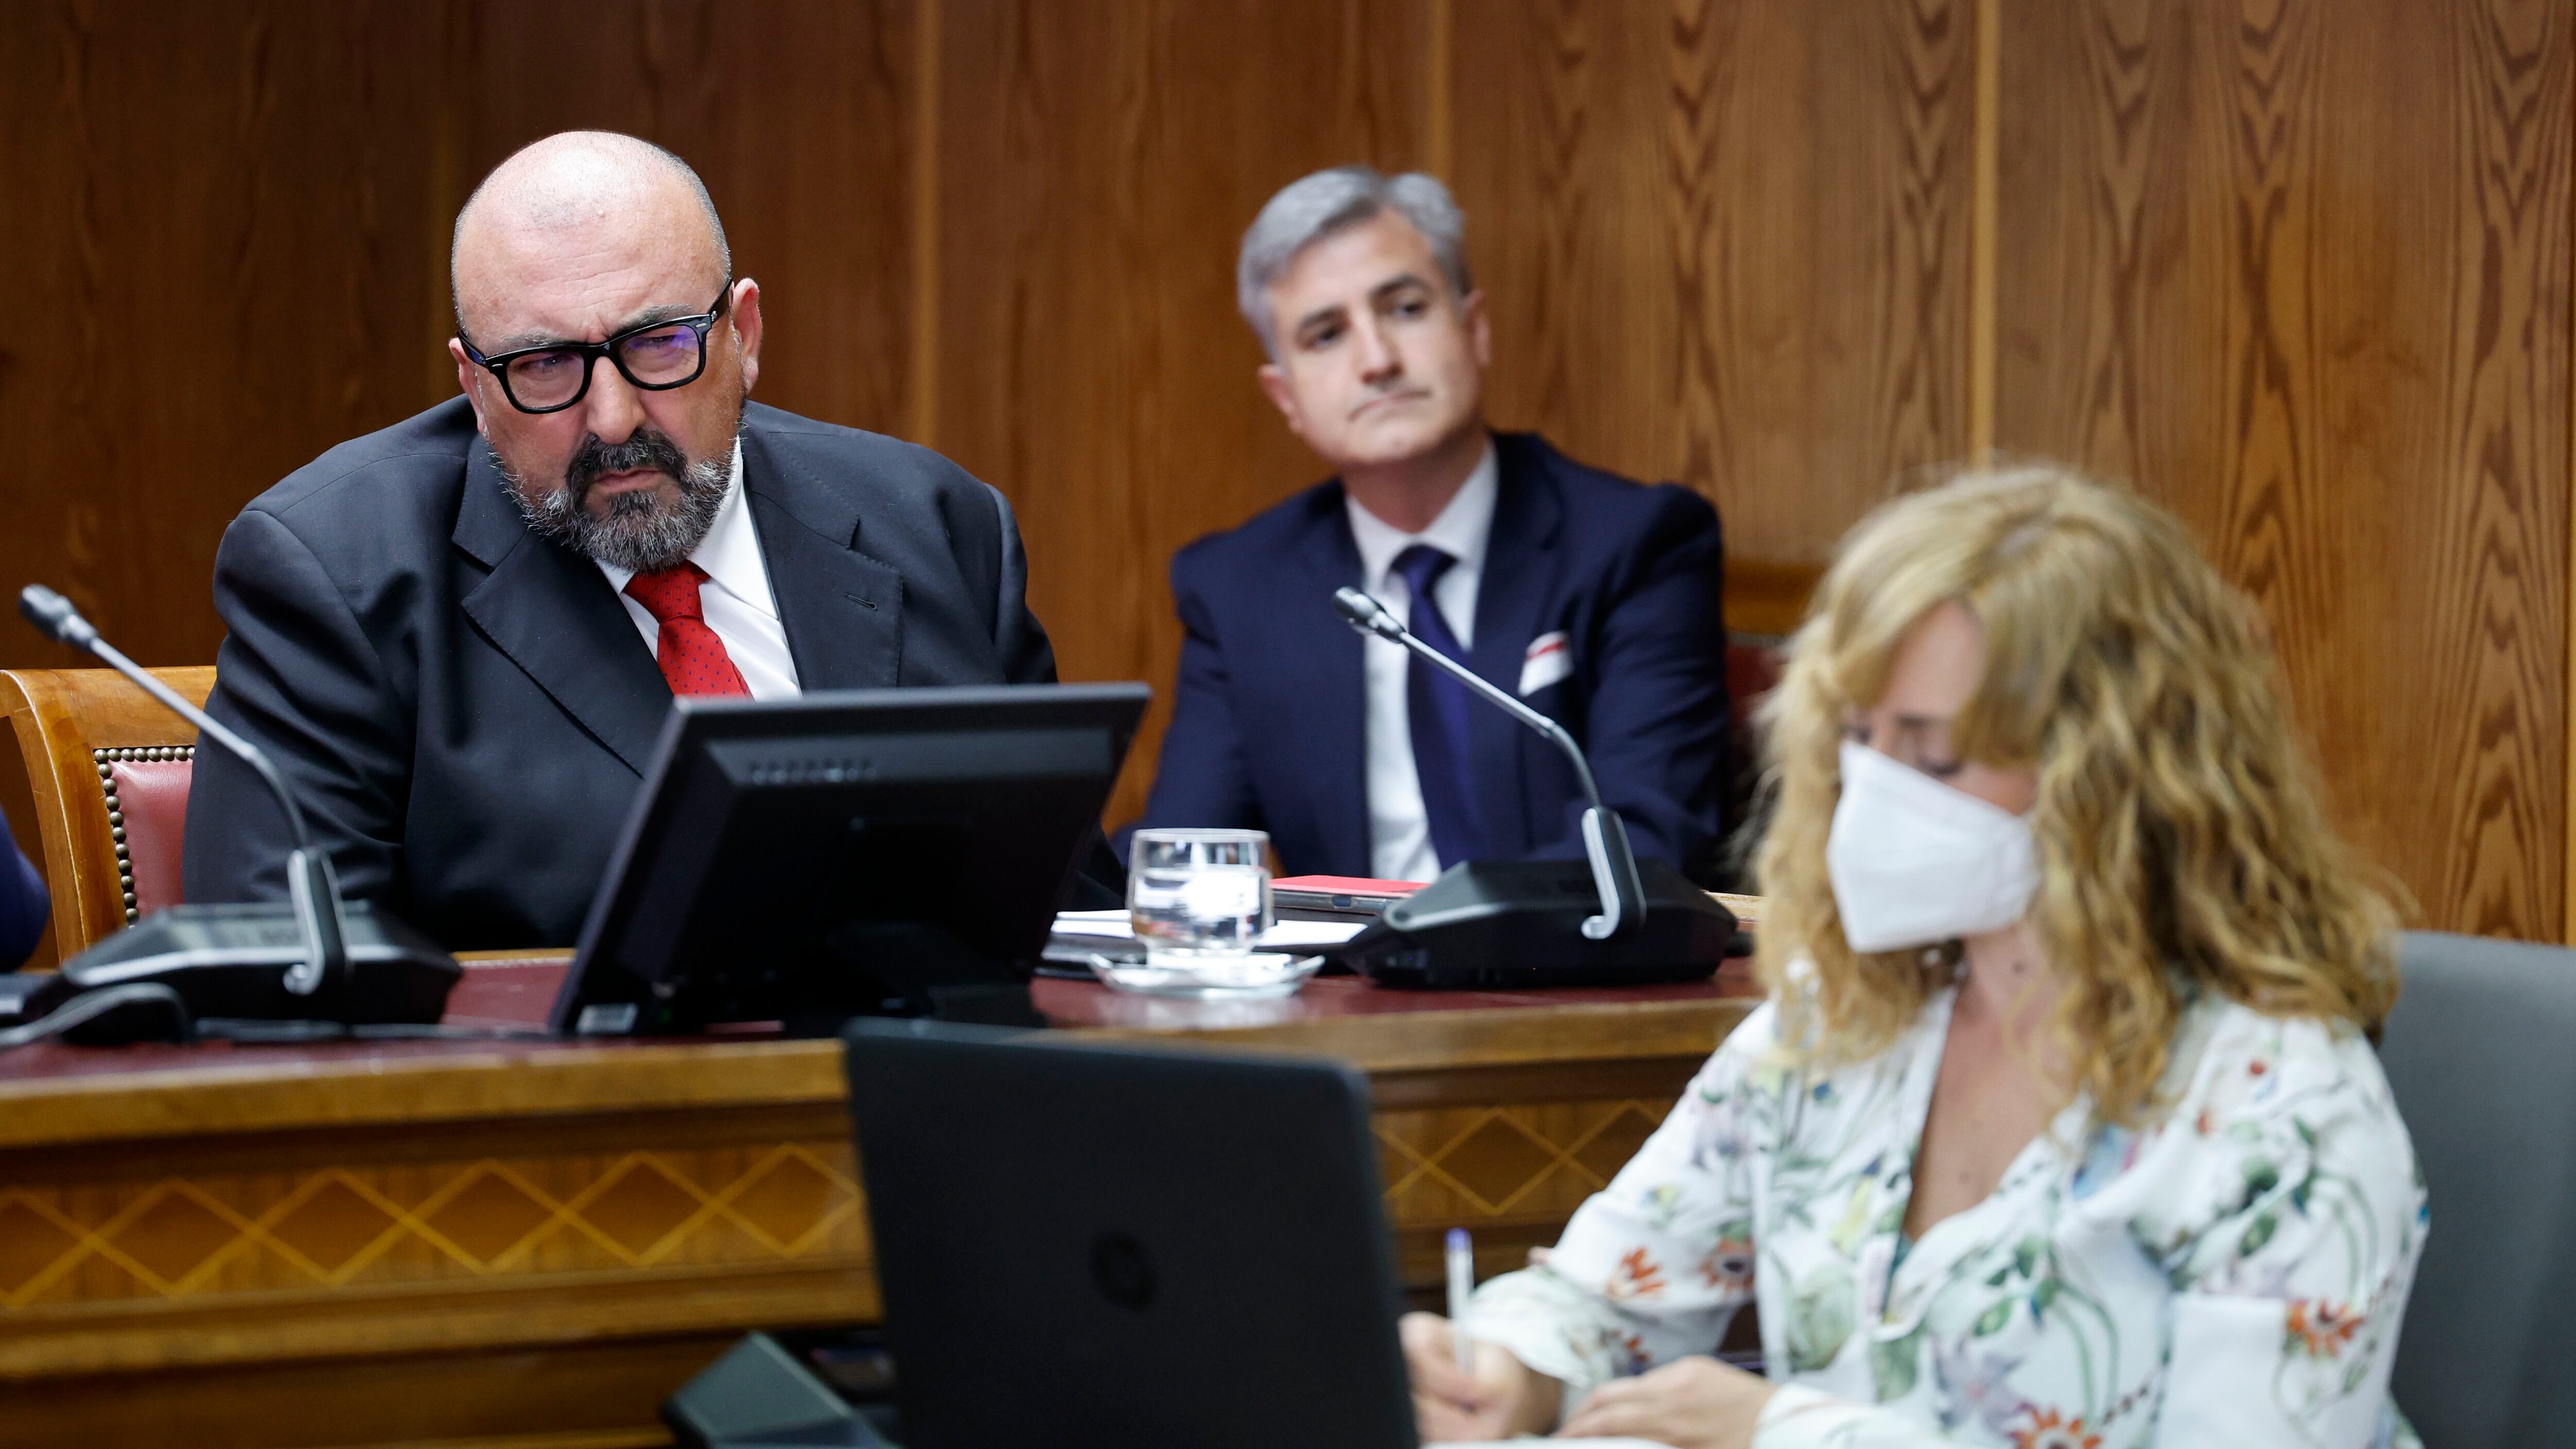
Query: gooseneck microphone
6 585 457 1046
20 584 348 991
1333 586 1647 939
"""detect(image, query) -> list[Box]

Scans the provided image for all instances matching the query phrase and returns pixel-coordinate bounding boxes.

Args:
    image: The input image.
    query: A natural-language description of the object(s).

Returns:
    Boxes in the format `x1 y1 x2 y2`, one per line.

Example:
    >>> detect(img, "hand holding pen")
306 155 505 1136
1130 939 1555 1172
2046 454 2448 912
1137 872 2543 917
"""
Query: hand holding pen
1448 1228 1477 1374
1398 1228 1565 1441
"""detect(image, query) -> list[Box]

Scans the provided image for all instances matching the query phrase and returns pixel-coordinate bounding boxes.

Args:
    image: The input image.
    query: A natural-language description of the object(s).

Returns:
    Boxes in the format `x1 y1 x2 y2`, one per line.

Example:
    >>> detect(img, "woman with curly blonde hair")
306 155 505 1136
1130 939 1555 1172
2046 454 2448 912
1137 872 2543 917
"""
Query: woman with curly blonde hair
1402 467 2425 1448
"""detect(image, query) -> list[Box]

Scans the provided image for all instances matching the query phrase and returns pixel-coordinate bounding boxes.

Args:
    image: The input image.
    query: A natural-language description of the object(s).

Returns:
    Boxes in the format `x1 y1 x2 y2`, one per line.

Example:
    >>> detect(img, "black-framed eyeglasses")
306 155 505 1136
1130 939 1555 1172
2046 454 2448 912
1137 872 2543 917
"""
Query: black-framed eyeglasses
459 280 734 415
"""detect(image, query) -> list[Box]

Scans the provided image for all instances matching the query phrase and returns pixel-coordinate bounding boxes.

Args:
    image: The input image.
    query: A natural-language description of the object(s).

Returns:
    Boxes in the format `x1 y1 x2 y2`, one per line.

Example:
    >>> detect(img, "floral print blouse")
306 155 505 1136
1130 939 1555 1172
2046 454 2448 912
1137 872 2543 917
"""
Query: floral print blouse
1463 987 2426 1447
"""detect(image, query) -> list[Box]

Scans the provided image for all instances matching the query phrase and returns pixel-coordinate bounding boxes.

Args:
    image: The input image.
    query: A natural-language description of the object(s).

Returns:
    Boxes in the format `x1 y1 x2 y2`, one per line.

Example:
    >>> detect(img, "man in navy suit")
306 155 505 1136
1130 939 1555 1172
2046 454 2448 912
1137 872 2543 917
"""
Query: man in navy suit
1140 166 1729 882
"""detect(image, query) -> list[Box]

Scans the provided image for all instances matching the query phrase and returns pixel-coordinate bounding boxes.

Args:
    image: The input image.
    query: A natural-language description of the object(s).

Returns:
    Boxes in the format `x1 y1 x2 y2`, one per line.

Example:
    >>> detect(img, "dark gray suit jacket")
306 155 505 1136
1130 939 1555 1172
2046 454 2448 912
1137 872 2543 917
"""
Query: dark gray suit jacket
183 398 1064 950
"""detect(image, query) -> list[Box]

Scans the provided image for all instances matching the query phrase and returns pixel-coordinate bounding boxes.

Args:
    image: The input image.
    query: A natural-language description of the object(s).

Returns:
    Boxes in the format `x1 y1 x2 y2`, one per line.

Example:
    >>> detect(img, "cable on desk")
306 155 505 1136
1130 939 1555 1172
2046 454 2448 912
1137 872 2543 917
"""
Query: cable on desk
0 990 556 1050
0 982 192 1049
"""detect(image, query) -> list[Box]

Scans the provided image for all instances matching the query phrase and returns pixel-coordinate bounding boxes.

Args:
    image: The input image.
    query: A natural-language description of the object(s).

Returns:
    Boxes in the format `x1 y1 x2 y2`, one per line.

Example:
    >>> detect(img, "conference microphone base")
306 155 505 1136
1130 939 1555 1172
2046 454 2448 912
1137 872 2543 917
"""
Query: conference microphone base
1333 857 1736 990
0 902 462 1042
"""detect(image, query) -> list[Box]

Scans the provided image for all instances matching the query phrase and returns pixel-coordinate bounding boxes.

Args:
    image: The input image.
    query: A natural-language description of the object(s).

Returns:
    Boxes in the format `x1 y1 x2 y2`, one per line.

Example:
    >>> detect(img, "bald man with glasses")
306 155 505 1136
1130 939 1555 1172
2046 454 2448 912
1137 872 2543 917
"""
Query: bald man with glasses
184 131 1095 949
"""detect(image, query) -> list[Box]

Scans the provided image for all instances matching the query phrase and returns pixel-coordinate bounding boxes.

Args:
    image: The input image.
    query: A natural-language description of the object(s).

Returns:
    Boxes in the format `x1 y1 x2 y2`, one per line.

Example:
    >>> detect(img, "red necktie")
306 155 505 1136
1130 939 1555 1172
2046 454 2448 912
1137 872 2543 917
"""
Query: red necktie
624 564 751 697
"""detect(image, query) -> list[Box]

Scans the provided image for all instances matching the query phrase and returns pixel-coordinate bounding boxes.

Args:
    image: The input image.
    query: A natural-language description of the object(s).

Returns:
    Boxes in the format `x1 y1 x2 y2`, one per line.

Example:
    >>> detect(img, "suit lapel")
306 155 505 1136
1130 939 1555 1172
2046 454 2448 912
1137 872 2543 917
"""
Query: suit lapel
1294 490 1372 874
1466 438 1564 853
739 421 906 690
453 447 671 775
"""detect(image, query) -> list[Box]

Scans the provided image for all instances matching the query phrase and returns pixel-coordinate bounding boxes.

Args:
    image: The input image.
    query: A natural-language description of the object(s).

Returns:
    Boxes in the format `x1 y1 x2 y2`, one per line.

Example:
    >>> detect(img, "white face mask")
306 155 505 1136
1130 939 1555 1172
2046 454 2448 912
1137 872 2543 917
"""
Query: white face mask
1825 739 2040 953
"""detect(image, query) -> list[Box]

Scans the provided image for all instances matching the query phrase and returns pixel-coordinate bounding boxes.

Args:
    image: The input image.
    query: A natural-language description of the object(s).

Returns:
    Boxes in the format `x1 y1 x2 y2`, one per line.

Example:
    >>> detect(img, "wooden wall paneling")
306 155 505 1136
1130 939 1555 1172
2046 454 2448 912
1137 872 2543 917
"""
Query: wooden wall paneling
1448 0 1978 570
1968 0 2001 462
2409 0 2573 942
0 1 919 673
0 2 460 963
929 0 1433 828
1993 0 2572 939
0 2 454 675
11 0 2565 946
910 0 943 449
449 1 919 439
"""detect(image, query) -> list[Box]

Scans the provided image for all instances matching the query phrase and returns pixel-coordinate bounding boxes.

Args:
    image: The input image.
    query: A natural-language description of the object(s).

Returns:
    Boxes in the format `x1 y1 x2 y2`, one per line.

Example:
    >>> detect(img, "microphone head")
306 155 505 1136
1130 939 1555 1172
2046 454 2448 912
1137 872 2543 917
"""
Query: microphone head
18 584 96 649
1332 587 1402 640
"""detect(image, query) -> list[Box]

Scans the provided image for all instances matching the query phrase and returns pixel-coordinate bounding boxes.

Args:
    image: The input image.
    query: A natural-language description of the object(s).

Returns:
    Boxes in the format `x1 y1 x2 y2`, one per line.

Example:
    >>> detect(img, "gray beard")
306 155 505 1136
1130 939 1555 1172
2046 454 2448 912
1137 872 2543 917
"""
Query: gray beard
492 441 732 574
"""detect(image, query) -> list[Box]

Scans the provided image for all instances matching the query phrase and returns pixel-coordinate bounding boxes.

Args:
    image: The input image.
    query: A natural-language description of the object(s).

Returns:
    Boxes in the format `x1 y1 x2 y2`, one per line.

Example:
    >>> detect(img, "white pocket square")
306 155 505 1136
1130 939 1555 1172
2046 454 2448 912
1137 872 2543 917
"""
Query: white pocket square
1518 631 1572 695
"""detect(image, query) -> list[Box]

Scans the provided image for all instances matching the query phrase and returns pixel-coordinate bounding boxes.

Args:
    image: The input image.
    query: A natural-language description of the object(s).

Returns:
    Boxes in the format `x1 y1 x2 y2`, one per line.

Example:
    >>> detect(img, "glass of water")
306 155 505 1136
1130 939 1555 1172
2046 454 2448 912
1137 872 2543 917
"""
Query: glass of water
1129 828 1272 957
1100 828 1318 998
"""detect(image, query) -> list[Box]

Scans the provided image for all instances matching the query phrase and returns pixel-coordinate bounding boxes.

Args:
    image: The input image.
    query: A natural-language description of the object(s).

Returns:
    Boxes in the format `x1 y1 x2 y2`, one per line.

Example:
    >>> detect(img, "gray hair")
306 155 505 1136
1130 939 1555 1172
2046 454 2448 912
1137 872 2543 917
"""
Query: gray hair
1236 165 1472 358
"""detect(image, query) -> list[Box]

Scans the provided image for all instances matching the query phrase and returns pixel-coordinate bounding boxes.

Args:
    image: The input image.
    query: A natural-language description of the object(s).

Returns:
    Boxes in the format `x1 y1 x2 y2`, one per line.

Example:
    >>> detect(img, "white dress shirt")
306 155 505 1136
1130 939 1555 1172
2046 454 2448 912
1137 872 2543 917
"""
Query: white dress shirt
596 439 803 701
1343 440 1499 883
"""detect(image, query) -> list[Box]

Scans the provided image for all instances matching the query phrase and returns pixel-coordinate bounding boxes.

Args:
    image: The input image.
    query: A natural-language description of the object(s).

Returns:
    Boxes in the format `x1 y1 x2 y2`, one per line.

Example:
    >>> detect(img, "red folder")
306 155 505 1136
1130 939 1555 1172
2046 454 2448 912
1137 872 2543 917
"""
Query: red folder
1271 875 1425 898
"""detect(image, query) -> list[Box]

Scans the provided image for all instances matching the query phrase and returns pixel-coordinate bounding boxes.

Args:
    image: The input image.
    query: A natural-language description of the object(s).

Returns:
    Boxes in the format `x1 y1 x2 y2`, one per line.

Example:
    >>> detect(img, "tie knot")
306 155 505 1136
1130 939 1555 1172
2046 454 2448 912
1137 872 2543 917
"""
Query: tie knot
1392 544 1456 596
624 562 710 624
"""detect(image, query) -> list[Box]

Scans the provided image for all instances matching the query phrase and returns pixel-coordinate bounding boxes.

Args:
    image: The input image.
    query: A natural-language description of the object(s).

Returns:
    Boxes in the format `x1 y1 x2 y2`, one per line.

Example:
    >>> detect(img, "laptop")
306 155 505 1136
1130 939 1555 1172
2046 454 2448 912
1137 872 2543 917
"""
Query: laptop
812 1024 1671 1448
842 1019 1418 1448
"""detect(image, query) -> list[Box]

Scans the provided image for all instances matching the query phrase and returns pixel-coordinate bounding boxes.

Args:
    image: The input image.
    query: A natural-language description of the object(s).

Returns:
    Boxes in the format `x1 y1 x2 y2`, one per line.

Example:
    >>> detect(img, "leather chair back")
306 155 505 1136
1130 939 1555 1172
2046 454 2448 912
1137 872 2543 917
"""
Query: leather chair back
0 667 215 958
2379 930 2576 1446
1715 636 1783 888
1726 636 1782 732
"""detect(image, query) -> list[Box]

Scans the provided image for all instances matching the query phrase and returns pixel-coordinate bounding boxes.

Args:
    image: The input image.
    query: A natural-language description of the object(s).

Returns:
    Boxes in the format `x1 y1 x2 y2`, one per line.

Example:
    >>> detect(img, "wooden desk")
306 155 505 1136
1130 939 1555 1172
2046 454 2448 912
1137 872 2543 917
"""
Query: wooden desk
0 954 1759 1448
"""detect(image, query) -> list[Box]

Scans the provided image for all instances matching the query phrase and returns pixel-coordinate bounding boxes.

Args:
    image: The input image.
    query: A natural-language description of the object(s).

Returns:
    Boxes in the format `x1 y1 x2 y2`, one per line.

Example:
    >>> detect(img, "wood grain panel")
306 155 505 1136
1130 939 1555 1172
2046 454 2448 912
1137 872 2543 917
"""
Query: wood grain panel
447 1 917 438
1993 0 2572 938
7 0 2568 947
929 0 1433 827
0 974 1749 1444
0 1 454 674
0 3 917 683
1449 0 1978 567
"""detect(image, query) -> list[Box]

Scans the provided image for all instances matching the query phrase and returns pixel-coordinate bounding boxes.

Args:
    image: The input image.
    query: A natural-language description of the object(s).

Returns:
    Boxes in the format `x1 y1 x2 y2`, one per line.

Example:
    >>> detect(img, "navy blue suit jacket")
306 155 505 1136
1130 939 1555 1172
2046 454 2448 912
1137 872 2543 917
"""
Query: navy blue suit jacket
1139 433 1729 880
0 811 46 968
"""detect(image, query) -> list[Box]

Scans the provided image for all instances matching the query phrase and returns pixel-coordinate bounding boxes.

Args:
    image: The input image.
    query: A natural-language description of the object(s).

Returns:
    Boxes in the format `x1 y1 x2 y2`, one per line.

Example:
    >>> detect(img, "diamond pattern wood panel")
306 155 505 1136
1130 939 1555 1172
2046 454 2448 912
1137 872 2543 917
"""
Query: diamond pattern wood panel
0 1140 866 1309
1378 1099 1674 1228
0 1098 1677 1316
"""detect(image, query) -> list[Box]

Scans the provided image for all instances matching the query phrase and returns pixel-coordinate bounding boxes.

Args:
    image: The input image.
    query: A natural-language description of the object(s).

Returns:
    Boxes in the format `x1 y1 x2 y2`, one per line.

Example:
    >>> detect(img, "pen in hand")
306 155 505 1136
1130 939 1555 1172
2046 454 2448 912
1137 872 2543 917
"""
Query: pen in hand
1446 1227 1475 1375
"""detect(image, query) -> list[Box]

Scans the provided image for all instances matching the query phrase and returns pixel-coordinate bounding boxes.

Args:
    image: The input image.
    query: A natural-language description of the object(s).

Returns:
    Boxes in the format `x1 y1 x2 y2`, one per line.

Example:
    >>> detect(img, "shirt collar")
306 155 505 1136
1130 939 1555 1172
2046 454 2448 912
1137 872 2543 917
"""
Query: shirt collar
1344 436 1500 591
596 438 777 619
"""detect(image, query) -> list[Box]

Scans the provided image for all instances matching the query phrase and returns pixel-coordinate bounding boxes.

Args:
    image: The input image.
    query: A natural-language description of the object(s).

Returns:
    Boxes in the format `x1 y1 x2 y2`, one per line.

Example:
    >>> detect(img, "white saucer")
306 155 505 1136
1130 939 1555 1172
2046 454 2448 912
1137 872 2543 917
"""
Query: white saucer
1086 950 1324 999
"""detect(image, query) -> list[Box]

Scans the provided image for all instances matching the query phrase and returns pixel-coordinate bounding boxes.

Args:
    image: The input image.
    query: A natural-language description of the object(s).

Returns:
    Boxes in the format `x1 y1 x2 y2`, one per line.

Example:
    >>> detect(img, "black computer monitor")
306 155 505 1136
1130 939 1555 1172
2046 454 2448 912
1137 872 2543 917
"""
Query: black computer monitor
548 683 1148 1036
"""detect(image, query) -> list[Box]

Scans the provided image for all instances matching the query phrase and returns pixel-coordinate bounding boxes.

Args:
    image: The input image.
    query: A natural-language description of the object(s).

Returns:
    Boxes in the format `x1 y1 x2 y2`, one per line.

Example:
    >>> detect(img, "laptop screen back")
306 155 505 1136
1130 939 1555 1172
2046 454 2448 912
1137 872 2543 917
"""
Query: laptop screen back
843 1020 1419 1449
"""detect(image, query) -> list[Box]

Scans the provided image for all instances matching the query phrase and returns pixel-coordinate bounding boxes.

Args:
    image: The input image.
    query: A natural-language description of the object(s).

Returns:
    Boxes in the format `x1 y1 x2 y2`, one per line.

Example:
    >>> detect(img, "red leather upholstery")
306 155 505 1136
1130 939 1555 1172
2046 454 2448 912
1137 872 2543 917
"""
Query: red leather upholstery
107 757 193 919
1726 639 1783 731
